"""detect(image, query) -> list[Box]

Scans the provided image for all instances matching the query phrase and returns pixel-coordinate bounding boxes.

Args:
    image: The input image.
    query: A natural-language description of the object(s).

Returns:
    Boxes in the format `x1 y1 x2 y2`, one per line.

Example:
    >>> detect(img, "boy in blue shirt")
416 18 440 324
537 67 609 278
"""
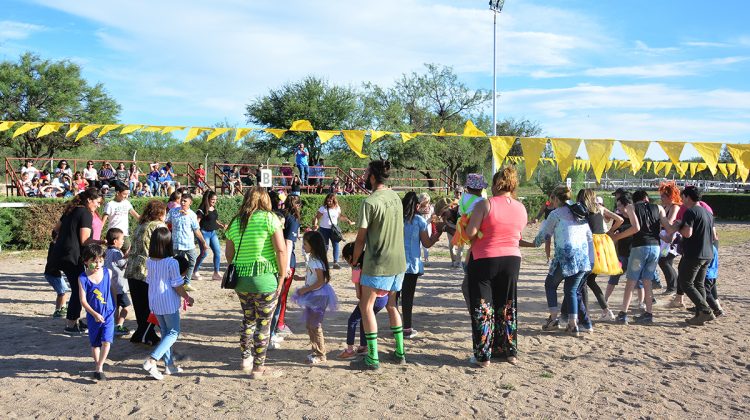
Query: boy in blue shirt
78 244 116 380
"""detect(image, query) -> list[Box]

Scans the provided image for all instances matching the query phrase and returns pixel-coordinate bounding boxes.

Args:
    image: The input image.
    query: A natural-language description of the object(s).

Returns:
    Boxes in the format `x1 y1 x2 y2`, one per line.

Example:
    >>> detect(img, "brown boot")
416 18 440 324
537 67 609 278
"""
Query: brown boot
686 311 716 326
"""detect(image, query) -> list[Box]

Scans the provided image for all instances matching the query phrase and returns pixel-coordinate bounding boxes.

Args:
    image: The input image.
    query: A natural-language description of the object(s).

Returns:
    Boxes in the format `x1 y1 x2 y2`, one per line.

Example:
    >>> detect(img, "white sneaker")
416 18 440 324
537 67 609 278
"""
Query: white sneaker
639 302 647 311
143 359 164 380
269 335 283 350
165 365 183 375
240 357 254 372
599 309 615 321
191 272 202 281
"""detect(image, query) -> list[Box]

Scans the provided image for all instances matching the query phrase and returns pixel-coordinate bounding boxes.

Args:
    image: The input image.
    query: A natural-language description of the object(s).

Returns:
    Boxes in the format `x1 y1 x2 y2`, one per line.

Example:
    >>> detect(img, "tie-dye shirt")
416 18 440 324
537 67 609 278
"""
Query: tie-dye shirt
533 205 595 277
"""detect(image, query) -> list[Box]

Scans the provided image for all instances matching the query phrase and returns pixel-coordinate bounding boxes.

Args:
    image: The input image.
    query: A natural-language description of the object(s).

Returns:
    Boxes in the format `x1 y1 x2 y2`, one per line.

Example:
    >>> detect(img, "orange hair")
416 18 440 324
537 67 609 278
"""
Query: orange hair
658 181 682 205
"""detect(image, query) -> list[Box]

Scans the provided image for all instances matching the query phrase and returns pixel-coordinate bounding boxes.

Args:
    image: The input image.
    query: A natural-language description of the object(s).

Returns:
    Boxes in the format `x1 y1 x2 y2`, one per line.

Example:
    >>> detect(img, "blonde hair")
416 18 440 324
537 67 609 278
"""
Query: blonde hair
552 185 571 204
417 192 431 204
492 166 519 197
234 186 272 230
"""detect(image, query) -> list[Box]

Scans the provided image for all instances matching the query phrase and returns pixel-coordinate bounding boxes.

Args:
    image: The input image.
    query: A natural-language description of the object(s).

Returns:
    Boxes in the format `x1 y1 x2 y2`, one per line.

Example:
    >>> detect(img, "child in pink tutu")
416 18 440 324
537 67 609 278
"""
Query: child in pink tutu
291 231 338 364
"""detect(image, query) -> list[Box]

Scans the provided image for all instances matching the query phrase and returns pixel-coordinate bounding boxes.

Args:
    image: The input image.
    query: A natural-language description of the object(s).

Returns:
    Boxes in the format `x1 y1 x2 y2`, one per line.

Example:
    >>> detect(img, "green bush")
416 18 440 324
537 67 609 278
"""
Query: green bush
701 194 750 221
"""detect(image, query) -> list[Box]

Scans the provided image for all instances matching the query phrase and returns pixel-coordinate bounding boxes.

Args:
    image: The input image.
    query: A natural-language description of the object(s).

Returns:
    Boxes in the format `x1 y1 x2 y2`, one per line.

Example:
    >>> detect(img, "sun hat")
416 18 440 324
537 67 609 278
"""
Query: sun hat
465 173 488 190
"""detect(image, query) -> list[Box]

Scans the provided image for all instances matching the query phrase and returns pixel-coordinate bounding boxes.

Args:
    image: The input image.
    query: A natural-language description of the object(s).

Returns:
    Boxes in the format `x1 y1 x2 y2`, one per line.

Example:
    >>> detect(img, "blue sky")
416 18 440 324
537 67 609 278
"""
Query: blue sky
2 0 749 160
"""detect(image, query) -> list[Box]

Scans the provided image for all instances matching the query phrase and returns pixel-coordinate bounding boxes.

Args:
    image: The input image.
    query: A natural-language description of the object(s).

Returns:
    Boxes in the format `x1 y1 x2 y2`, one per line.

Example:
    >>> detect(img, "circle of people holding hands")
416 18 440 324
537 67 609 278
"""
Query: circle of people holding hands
44 158 720 380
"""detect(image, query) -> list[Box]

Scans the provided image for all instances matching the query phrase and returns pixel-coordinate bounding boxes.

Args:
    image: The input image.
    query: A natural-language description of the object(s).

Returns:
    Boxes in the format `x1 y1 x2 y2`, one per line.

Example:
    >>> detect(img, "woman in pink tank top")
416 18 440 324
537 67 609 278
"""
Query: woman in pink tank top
464 166 527 367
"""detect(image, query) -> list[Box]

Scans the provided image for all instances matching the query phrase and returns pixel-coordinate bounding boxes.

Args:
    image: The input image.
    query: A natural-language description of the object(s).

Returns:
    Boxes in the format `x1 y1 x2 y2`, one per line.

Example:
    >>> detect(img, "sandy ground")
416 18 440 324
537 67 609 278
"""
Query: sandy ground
1 223 749 419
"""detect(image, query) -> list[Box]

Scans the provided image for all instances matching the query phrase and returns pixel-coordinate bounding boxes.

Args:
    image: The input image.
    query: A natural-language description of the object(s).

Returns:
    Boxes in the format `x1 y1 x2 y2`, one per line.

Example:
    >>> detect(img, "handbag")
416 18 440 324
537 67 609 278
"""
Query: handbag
221 220 246 289
327 207 344 242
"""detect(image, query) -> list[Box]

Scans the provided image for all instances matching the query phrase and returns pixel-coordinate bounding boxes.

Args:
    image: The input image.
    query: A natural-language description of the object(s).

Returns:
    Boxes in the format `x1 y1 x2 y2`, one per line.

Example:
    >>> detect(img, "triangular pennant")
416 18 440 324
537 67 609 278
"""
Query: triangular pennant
653 161 666 176
120 124 144 134
161 126 185 134
550 138 581 180
13 122 43 138
717 163 728 178
370 130 391 143
488 136 516 169
265 129 287 139
97 124 122 138
689 163 699 177
185 127 211 142
584 139 615 183
620 140 651 174
663 162 673 177
645 161 652 173
696 163 708 173
235 128 252 142
401 132 418 143
317 130 340 144
37 122 63 138
726 144 750 182
726 163 737 176
676 162 689 177
619 161 632 170
289 120 314 131
519 137 548 180
66 123 81 137
342 130 367 158
75 124 103 141
141 126 165 133
205 128 230 141
692 142 722 175
462 120 486 137
0 121 16 132
657 141 685 165
584 160 591 172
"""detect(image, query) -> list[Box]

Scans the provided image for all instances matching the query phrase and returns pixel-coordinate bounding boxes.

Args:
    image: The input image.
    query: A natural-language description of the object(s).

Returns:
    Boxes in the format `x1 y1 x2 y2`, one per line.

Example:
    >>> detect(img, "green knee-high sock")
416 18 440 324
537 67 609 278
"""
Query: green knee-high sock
365 332 379 365
391 326 405 359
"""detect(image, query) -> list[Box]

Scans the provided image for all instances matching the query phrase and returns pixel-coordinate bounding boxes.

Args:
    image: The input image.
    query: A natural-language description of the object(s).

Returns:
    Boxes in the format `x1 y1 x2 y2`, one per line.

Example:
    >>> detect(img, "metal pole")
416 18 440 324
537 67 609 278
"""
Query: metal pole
491 10 498 175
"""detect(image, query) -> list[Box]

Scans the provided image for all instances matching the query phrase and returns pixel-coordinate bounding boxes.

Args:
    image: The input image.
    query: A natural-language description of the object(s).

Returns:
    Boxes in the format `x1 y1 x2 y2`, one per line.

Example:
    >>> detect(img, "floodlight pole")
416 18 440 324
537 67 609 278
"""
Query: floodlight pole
489 0 505 175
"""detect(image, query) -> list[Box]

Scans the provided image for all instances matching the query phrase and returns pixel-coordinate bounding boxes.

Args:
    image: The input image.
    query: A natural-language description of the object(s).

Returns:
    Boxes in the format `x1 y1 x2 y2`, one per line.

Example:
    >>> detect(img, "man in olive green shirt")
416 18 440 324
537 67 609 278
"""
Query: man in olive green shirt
352 160 406 370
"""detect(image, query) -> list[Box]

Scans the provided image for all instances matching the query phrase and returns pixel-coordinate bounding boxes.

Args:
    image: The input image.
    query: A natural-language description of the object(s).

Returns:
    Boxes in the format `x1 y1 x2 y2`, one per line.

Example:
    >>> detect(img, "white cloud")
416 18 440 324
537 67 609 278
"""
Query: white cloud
634 40 679 55
582 56 748 78
0 20 45 41
682 41 731 48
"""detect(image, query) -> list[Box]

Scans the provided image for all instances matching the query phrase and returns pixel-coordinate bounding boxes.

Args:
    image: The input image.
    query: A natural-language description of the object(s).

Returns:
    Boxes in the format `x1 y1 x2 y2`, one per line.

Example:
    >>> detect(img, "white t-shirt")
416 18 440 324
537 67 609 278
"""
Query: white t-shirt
305 258 325 287
21 166 39 179
318 205 340 229
104 199 134 236
458 193 484 216
83 167 98 181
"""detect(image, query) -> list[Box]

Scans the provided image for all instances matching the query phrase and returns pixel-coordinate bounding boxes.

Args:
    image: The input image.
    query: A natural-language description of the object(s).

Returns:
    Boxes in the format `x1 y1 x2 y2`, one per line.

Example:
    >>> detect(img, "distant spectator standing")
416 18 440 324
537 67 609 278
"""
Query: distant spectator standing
295 143 310 185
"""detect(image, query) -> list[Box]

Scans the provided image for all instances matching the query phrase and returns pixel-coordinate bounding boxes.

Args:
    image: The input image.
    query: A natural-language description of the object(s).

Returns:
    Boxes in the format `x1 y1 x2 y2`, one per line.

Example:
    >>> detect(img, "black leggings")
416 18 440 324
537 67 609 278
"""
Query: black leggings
658 254 679 293
704 277 720 312
396 273 420 330
128 277 160 345
60 262 84 322
583 273 608 310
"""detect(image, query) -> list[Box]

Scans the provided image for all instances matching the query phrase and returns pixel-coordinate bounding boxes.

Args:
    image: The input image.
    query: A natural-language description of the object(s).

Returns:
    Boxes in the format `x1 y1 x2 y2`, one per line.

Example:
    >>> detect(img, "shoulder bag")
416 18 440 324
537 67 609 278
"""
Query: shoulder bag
327 207 344 242
221 219 247 289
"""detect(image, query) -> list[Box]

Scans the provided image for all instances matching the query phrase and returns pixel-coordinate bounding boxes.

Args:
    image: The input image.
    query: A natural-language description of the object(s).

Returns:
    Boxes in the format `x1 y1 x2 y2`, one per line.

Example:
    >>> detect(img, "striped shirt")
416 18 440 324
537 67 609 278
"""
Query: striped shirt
166 208 199 251
146 257 184 315
225 211 282 277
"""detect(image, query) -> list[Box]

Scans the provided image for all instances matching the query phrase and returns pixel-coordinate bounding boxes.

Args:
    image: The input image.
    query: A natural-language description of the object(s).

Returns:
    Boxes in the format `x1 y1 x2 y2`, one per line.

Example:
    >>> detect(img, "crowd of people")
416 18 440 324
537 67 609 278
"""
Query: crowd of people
41 157 722 380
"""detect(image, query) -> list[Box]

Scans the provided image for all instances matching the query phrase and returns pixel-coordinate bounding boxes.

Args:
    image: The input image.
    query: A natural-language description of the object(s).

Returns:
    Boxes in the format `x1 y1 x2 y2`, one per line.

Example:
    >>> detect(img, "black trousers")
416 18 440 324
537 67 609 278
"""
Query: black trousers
396 273 420 329
658 254 679 293
59 262 84 322
583 273 608 310
467 255 521 360
128 277 160 345
677 257 711 313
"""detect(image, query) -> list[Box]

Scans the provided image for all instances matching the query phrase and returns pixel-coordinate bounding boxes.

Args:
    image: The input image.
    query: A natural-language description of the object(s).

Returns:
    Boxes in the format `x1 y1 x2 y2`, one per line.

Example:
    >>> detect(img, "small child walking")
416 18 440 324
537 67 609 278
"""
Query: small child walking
337 243 388 359
142 227 194 380
291 231 338 364
104 228 131 336
78 244 115 380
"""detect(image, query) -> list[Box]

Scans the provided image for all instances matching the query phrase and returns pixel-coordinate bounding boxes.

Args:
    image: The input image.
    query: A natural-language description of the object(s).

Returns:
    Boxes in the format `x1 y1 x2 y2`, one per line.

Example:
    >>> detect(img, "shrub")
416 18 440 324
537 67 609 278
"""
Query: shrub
701 194 750 221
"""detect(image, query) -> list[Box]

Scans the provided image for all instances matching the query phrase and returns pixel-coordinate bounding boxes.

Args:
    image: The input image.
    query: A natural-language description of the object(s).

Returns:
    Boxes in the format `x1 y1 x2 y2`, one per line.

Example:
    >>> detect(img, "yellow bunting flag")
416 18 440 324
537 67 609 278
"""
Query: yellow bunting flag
317 130 340 144
619 140 651 174
120 124 143 134
519 137 548 180
185 127 211 142
645 161 652 173
657 141 685 165
584 139 615 183
717 163 728 178
37 122 63 138
289 120 314 131
462 120 486 137
342 130 367 158
689 163 699 177
401 132 417 143
234 128 252 142
726 144 750 182
66 123 81 137
550 138 581 180
676 162 689 177
206 128 230 141
726 163 737 176
652 161 664 175
0 121 16 132
265 129 287 139
75 124 103 141
663 162 673 177
13 122 43 138
692 142 722 175
141 126 165 133
433 128 458 137
619 161 631 170
369 130 390 143
161 126 185 134
697 163 708 173
97 124 122 138
488 136 516 169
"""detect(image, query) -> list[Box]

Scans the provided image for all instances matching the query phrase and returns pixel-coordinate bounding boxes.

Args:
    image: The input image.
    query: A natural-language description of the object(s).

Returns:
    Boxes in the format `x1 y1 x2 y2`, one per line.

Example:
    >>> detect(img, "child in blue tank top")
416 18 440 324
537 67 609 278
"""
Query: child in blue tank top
78 244 116 381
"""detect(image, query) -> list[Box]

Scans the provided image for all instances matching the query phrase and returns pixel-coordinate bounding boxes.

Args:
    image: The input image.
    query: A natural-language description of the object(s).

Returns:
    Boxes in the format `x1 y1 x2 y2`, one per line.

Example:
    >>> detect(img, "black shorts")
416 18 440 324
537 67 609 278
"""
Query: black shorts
117 293 132 308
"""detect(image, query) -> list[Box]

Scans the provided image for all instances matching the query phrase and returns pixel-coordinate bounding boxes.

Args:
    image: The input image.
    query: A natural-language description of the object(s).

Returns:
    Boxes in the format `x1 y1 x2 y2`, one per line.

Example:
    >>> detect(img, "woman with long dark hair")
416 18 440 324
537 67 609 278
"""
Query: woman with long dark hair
399 191 443 338
50 188 102 334
125 200 168 345
195 190 226 281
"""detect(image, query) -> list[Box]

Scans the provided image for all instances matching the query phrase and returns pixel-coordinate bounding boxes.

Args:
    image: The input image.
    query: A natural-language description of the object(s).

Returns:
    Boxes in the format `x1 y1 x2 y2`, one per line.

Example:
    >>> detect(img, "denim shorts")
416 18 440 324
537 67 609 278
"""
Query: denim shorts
360 272 404 292
626 245 660 282
45 273 70 295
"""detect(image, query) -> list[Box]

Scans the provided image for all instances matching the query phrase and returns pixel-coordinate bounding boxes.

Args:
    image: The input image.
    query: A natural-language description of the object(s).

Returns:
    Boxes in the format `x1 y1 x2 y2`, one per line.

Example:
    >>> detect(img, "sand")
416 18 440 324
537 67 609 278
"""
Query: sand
1 222 749 419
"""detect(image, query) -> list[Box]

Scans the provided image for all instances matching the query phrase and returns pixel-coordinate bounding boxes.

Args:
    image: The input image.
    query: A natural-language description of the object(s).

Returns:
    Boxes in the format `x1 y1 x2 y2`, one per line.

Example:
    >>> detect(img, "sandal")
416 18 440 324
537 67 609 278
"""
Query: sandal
337 348 358 360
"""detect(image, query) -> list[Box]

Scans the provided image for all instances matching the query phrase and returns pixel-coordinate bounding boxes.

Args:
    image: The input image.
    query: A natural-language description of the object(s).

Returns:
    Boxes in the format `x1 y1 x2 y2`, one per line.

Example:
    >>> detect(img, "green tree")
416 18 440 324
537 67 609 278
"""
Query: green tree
0 52 120 158
244 76 364 163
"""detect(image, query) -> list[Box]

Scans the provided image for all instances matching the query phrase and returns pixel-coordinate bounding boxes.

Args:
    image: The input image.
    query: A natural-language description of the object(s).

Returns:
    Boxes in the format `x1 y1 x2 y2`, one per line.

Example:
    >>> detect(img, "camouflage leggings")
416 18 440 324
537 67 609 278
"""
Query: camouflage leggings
237 290 278 366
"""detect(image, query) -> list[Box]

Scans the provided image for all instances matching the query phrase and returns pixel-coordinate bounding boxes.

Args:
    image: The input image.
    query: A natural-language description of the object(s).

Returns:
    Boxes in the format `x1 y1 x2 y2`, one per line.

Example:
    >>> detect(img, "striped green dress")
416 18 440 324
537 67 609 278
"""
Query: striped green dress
225 211 283 293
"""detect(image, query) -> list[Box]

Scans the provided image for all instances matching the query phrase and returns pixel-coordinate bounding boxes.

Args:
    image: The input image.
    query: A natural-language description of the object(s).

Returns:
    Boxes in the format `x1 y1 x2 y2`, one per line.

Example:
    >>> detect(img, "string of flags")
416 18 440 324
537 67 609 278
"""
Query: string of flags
1 119 748 182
